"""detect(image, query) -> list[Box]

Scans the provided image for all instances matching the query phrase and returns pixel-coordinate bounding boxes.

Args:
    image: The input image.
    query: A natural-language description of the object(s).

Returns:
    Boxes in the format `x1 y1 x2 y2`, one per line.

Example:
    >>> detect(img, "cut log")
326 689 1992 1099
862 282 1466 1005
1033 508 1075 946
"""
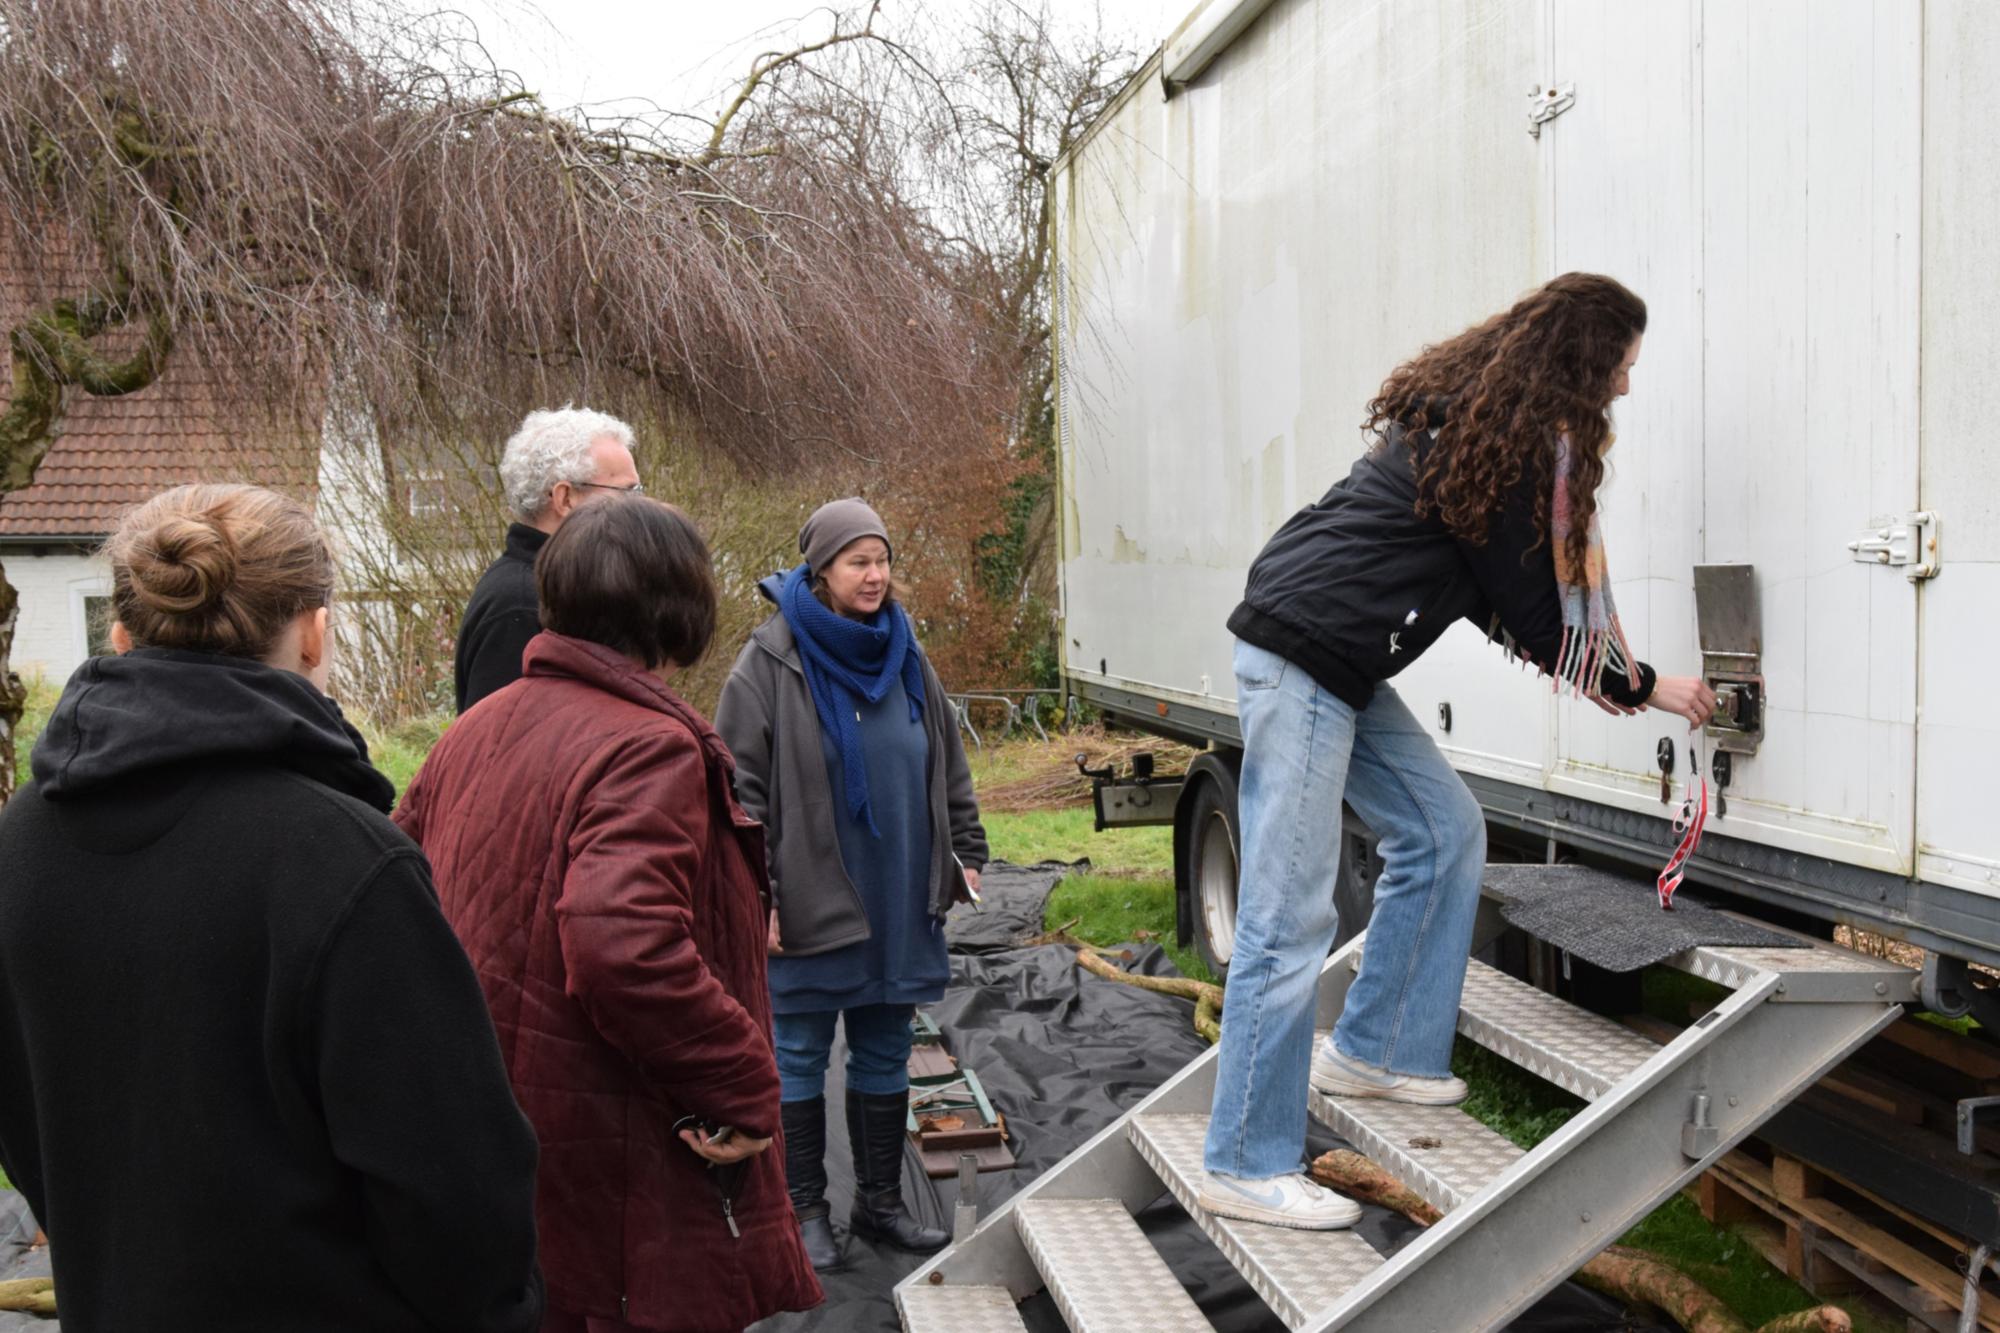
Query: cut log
0 1277 55 1314
1309 1150 1851 1333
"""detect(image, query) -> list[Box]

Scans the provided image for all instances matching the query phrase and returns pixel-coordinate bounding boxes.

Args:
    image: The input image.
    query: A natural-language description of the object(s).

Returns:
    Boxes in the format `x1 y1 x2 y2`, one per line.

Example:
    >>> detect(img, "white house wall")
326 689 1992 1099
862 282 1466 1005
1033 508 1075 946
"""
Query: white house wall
3 551 109 690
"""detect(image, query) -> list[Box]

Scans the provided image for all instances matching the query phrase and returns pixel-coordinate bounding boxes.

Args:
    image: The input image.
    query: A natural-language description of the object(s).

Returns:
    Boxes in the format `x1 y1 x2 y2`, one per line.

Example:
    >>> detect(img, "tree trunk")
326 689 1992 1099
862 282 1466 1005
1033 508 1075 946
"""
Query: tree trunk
0 291 173 808
0 561 23 804
1308 1150 1853 1333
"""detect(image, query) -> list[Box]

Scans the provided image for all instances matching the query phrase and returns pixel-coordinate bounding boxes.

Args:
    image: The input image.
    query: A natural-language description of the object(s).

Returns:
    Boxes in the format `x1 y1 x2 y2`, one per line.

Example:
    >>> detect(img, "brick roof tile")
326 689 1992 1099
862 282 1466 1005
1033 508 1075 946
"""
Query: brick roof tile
0 235 320 538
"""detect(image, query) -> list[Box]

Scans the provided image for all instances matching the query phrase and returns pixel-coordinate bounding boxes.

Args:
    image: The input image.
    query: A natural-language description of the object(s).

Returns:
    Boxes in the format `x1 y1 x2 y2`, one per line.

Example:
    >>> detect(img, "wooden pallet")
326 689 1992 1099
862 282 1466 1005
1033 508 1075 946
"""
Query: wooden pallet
1616 1003 2000 1332
1697 1143 1999 1332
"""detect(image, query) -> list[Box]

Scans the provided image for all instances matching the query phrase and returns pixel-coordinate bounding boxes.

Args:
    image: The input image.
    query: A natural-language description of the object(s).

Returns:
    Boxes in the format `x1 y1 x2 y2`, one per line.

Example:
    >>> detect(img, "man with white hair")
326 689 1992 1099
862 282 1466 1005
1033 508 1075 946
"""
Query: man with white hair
453 407 642 713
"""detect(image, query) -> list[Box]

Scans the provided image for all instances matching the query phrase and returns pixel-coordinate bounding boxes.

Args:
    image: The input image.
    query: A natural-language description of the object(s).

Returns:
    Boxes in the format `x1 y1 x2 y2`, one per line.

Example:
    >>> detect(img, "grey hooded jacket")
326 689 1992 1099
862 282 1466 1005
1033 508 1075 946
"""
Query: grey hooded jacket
714 602 988 958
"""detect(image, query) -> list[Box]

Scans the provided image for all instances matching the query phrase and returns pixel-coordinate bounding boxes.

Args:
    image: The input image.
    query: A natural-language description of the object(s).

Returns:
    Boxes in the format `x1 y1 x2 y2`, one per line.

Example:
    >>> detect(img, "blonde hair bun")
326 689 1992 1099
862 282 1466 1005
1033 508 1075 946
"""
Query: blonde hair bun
125 513 238 616
106 484 336 659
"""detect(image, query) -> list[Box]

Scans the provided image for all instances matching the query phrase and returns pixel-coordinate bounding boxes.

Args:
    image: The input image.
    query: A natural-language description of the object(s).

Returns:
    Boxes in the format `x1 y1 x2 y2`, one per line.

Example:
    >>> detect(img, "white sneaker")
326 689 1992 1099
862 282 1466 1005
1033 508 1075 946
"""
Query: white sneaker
1196 1171 1361 1230
1311 1044 1468 1106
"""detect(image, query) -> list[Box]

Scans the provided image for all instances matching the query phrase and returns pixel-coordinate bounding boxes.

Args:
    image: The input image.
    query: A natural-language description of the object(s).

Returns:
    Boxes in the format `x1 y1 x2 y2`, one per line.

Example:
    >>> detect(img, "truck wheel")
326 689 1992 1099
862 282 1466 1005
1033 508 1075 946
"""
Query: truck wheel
1187 777 1241 978
1331 829 1380 952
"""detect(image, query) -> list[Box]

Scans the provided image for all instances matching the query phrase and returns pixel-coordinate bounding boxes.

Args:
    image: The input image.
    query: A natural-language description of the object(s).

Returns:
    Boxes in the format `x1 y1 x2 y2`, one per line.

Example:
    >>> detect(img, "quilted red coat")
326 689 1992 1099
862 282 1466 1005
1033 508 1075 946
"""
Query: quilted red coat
396 633 821 1332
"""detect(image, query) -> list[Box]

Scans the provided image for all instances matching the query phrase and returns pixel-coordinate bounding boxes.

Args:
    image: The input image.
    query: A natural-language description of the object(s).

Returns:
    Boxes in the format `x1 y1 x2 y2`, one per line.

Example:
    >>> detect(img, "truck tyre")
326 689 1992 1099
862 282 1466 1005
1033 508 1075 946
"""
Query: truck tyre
1331 829 1380 952
1185 774 1241 978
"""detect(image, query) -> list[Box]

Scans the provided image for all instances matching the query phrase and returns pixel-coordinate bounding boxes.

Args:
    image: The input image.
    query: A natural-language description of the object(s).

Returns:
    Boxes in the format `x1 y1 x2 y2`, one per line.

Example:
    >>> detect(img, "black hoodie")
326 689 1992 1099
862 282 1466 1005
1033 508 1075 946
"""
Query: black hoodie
0 649 544 1333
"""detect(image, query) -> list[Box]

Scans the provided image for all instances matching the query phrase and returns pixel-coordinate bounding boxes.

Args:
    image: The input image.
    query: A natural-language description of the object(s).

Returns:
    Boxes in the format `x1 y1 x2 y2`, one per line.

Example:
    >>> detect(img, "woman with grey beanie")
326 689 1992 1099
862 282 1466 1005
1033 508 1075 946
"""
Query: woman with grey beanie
715 497 989 1271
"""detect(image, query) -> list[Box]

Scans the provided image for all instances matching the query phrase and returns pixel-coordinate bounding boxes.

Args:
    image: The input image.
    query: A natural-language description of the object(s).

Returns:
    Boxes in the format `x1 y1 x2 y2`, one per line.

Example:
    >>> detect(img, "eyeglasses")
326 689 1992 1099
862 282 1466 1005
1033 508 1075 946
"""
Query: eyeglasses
572 481 646 495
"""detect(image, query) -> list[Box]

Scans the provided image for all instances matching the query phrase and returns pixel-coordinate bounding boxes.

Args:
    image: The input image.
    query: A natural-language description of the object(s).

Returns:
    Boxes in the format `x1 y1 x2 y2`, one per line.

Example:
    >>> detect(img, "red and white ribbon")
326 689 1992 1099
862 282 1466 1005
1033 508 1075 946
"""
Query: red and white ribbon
1657 736 1709 910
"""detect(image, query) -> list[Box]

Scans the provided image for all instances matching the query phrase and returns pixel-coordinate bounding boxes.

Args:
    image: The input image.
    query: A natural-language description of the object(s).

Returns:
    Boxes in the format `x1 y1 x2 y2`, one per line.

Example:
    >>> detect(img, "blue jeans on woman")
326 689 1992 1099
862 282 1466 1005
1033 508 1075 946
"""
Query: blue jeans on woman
773 1003 917 1103
1204 638 1487 1181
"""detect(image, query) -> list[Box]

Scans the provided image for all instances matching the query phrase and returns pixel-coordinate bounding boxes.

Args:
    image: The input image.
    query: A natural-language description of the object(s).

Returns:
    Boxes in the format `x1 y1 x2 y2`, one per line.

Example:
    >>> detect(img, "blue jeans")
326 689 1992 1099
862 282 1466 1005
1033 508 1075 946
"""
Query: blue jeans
1205 639 1487 1180
773 1003 916 1103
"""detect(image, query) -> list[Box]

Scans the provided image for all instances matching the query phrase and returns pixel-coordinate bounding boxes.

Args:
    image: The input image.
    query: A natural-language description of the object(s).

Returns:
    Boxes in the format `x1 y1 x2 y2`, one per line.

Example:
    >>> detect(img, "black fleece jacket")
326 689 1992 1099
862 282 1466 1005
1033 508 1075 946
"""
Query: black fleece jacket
1229 415 1656 709
0 649 543 1333
455 522 549 713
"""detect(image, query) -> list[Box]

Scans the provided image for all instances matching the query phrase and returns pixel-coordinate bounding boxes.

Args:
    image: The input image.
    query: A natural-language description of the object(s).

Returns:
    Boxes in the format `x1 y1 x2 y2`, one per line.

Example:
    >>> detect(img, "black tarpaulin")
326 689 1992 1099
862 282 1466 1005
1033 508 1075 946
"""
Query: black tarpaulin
942 861 1070 954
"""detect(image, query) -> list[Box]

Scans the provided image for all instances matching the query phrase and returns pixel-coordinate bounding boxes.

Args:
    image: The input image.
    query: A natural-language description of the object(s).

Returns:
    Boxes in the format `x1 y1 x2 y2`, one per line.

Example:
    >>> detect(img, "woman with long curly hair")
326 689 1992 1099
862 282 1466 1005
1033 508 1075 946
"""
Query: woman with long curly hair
1197 273 1719 1229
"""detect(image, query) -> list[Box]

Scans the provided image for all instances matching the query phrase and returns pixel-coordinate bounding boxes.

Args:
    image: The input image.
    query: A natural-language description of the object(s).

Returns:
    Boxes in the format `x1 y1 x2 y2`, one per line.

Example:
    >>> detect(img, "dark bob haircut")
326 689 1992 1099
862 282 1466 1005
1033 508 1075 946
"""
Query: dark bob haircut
536 495 716 670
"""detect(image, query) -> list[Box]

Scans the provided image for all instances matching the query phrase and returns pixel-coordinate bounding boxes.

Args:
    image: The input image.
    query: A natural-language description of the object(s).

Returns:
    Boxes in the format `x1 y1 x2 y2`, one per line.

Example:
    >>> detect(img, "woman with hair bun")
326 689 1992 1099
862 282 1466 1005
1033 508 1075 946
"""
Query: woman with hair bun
0 483 544 1333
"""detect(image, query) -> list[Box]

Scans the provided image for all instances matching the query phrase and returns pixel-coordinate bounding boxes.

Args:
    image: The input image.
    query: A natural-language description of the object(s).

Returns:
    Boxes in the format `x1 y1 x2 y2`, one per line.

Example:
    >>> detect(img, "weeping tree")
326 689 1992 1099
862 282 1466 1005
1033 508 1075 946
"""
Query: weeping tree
750 2 1141 683
0 0 1013 800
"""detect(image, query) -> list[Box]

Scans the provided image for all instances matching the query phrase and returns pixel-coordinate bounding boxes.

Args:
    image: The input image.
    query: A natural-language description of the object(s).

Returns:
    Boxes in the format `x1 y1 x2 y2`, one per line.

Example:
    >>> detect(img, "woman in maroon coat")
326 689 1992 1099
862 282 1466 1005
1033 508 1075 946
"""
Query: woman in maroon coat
396 496 820 1333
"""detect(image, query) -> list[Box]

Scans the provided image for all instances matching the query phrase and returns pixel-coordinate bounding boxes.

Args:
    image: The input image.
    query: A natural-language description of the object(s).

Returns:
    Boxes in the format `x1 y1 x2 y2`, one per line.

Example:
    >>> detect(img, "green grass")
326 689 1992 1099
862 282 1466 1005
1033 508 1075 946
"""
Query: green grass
981 805 1172 876
984 804 1211 981
10 676 58 793
1041 872 1214 984
357 713 448 798
1453 1040 1585 1148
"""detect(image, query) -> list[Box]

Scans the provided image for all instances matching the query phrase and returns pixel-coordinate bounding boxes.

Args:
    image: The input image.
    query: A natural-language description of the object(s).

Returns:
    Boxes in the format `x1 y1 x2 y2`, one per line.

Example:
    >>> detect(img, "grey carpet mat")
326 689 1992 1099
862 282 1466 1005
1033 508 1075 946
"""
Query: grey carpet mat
1484 864 1809 972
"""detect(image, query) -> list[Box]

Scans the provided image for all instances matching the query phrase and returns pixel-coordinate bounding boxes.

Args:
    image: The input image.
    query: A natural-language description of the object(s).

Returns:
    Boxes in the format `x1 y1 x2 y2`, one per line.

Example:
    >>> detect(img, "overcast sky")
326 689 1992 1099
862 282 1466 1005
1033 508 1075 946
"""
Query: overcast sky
447 0 1191 123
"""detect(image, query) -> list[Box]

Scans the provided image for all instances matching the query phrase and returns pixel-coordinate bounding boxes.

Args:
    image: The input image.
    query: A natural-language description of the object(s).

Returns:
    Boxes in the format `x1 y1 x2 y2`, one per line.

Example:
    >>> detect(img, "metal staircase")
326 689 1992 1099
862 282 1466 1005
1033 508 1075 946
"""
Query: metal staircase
895 893 1918 1333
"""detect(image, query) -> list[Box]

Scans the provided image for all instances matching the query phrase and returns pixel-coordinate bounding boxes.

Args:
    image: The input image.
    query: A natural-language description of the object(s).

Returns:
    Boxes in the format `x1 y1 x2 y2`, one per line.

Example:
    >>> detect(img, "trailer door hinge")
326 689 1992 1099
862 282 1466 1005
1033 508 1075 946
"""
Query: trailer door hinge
1847 511 1941 580
1528 83 1576 138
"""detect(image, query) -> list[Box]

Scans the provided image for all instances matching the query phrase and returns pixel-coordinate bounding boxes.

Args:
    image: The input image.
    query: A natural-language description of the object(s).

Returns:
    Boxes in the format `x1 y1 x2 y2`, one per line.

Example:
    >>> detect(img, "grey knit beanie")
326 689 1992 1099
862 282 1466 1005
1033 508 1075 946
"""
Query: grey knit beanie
798 497 892 576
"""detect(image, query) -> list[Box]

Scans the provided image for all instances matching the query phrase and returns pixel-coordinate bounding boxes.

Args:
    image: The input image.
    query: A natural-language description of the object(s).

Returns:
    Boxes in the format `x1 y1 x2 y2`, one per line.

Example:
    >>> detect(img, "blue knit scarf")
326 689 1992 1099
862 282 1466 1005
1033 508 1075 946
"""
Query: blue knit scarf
779 562 926 835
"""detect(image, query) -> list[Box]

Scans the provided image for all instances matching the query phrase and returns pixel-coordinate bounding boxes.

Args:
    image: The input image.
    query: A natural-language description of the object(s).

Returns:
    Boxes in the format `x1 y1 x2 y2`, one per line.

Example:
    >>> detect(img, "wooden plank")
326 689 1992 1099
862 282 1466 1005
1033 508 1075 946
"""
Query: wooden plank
1709 1154 2000 1331
1783 1194 2000 1328
1798 1221 1864 1295
1774 1154 1826 1203
1701 1171 1762 1228
1819 1065 1926 1124
1875 1019 1987 1072
1813 1155 1996 1263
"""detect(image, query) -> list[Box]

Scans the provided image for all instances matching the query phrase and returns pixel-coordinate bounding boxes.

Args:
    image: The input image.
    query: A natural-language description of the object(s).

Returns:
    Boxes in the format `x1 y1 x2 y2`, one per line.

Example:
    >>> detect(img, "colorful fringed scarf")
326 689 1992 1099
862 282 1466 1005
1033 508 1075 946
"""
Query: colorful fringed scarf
1549 434 1644 700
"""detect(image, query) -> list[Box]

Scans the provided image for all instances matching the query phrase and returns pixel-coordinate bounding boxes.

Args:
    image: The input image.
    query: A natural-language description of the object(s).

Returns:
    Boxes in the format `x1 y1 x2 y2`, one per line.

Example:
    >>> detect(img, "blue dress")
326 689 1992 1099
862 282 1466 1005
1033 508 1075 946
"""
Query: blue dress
768 677 944 1014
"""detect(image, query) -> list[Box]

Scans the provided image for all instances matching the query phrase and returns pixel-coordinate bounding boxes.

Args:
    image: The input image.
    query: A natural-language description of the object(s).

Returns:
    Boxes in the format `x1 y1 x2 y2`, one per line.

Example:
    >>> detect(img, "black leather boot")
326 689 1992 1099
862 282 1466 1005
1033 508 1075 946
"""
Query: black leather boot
781 1097 846 1271
846 1088 948 1252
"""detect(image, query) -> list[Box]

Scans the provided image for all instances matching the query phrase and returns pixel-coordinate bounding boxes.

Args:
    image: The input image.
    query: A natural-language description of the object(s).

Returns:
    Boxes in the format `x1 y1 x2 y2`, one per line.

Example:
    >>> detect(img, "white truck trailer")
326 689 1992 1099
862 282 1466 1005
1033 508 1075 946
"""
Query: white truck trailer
899 4 1999 1330
1053 0 2000 996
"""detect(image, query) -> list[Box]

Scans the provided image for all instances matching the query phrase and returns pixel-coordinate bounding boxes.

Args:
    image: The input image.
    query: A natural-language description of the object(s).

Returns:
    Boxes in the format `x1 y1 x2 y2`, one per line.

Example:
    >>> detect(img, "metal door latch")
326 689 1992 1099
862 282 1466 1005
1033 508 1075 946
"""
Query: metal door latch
1848 511 1941 580
1528 83 1576 137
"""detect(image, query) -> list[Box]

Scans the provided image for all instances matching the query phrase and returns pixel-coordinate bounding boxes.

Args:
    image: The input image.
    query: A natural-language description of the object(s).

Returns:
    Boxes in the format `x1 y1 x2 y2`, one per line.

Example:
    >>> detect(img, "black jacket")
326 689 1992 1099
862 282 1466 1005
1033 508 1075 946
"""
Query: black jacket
455 522 549 713
1229 417 1656 709
0 649 544 1333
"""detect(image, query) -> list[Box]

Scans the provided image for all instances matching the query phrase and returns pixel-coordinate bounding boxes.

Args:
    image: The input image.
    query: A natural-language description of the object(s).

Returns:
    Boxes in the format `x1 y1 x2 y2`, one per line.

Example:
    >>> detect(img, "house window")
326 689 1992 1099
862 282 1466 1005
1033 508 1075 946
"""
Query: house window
407 476 449 520
83 595 113 657
68 576 114 665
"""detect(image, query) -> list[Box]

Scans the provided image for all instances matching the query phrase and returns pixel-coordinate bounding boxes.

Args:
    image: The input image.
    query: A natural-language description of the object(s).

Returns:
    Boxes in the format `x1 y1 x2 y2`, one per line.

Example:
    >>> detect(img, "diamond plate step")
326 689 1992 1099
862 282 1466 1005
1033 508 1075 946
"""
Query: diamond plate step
1127 1113 1383 1328
1457 959 1662 1100
1308 1093 1524 1214
897 1283 1029 1333
1014 1198 1212 1333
